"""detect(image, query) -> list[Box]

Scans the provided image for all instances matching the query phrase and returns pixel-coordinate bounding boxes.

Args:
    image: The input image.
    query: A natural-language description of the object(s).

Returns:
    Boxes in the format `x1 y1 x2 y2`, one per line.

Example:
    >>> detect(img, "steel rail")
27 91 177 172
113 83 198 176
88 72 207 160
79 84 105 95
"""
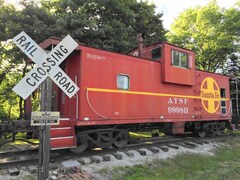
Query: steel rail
0 133 233 169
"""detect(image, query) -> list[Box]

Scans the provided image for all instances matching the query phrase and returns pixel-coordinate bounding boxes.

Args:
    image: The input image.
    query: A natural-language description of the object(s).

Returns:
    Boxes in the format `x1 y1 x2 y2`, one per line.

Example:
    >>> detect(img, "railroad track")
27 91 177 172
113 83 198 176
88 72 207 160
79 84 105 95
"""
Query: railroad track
1 133 234 179
0 133 229 170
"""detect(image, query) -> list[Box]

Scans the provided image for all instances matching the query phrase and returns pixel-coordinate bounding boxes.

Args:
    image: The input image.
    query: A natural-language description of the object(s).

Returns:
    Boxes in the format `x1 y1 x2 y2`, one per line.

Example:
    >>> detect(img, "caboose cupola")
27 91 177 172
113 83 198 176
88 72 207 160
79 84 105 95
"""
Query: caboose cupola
128 42 195 86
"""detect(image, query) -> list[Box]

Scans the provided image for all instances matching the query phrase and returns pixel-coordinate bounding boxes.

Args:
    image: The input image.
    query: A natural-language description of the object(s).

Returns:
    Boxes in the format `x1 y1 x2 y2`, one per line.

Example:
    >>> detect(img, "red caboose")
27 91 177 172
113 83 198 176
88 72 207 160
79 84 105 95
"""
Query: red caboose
40 38 231 152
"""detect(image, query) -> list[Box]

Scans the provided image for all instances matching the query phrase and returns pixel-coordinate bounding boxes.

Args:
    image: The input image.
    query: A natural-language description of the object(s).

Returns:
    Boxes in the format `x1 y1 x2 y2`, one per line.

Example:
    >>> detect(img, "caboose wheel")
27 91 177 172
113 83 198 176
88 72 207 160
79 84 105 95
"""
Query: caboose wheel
113 130 129 148
70 135 89 153
215 129 222 136
194 122 207 138
195 129 207 138
213 123 225 136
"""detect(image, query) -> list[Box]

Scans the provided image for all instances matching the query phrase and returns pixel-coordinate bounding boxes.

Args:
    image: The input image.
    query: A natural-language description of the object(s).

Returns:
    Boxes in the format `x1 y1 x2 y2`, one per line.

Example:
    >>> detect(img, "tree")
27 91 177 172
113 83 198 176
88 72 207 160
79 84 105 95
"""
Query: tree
167 0 240 72
0 0 166 119
222 1 240 76
41 0 166 53
0 0 55 119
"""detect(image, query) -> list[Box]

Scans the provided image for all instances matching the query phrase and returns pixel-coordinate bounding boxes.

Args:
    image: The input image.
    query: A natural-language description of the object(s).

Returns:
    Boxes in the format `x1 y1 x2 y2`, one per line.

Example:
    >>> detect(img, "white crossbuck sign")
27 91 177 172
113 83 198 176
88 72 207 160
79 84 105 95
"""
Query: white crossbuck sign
12 31 79 99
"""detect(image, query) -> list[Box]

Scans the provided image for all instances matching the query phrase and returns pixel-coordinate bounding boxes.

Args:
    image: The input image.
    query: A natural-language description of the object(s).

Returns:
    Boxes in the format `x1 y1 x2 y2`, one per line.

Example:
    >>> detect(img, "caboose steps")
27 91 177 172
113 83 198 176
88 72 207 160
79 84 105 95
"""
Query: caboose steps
50 136 76 150
50 127 72 137
50 119 77 150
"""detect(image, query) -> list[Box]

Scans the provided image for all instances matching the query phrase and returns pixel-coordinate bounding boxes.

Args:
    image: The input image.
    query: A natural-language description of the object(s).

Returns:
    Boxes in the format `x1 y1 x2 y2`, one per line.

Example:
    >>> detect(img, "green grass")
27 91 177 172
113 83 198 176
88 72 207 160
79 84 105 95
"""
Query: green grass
129 130 164 138
129 132 152 138
11 132 39 144
98 135 240 180
0 132 39 152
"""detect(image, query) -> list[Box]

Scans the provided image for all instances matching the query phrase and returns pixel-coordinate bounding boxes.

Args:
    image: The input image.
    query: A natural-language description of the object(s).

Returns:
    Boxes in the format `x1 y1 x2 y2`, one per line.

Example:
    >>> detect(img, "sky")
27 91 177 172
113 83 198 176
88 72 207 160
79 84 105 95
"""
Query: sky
5 0 240 30
152 0 239 29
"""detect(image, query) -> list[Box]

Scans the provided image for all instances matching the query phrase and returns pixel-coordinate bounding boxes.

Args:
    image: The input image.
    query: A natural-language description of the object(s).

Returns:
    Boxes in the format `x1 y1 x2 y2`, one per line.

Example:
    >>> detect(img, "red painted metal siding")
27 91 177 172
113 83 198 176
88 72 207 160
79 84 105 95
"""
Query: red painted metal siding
194 70 230 119
58 43 231 126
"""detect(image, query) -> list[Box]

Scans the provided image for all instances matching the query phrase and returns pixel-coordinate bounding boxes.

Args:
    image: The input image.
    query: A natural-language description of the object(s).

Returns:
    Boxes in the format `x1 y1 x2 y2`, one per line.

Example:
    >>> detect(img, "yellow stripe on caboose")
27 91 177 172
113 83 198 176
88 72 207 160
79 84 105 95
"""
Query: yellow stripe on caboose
86 87 228 101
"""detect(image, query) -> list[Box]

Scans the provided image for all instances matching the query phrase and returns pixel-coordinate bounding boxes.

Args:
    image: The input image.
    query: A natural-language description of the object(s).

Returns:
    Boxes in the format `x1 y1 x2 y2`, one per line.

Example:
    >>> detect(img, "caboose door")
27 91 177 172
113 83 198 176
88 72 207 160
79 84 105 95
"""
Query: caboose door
57 52 80 119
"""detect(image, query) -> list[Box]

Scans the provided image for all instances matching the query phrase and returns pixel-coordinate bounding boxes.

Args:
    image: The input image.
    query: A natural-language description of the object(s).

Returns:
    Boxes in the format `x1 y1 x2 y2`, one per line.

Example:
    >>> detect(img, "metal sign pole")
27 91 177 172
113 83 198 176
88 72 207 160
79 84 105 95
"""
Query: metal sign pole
38 77 52 180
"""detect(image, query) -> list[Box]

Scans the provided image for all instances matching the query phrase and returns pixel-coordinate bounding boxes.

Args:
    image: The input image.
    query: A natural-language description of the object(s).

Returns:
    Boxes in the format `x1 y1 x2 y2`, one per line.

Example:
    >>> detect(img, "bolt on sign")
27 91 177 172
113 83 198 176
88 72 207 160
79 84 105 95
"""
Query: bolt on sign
12 31 79 100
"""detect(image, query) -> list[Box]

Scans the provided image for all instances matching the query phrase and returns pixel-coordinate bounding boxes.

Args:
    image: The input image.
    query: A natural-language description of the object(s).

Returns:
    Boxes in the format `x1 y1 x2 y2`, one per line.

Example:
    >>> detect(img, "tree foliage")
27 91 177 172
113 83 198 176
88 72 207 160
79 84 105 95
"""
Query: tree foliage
167 0 240 73
41 0 166 53
0 0 166 119
0 0 56 119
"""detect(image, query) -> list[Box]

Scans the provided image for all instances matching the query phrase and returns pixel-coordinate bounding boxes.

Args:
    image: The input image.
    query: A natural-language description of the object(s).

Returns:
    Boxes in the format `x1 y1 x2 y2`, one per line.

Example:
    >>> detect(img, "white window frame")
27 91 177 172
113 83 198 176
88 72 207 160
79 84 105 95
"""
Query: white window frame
117 74 130 90
171 50 188 68
220 88 227 114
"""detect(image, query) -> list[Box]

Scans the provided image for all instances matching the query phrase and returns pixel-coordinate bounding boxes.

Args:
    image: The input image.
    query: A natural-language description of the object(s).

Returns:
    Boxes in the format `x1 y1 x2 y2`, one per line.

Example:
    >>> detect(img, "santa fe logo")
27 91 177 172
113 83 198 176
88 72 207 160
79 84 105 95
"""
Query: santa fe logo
12 31 79 99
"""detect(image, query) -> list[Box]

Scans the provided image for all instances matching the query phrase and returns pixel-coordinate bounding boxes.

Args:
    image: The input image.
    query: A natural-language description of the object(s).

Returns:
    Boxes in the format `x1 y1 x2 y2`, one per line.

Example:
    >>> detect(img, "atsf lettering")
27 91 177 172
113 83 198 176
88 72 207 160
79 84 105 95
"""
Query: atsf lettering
167 97 188 104
167 97 189 114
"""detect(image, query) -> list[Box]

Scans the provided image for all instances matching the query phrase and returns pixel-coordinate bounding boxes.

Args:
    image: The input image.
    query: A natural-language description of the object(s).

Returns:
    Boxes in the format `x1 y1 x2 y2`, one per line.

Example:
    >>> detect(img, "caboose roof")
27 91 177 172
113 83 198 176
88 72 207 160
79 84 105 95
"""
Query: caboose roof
127 41 195 54
39 36 84 51
23 37 82 64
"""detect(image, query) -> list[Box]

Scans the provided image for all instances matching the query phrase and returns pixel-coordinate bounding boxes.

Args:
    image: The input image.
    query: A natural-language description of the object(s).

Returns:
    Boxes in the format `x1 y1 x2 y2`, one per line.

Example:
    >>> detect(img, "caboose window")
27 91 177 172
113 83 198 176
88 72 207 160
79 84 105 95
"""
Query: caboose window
172 50 180 66
117 75 129 90
172 50 188 68
220 88 226 114
220 88 226 98
181 53 188 68
152 47 162 60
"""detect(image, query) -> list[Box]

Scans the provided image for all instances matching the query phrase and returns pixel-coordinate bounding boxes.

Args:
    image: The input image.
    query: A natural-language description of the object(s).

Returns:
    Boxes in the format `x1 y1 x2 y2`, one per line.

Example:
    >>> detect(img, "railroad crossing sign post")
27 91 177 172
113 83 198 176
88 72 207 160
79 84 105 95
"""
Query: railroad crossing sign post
38 77 52 180
12 31 79 180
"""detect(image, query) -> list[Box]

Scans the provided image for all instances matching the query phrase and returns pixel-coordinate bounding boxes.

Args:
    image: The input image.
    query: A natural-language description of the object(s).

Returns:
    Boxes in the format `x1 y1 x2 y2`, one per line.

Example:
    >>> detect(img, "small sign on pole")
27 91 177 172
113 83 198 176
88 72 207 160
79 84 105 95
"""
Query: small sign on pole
31 111 60 126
